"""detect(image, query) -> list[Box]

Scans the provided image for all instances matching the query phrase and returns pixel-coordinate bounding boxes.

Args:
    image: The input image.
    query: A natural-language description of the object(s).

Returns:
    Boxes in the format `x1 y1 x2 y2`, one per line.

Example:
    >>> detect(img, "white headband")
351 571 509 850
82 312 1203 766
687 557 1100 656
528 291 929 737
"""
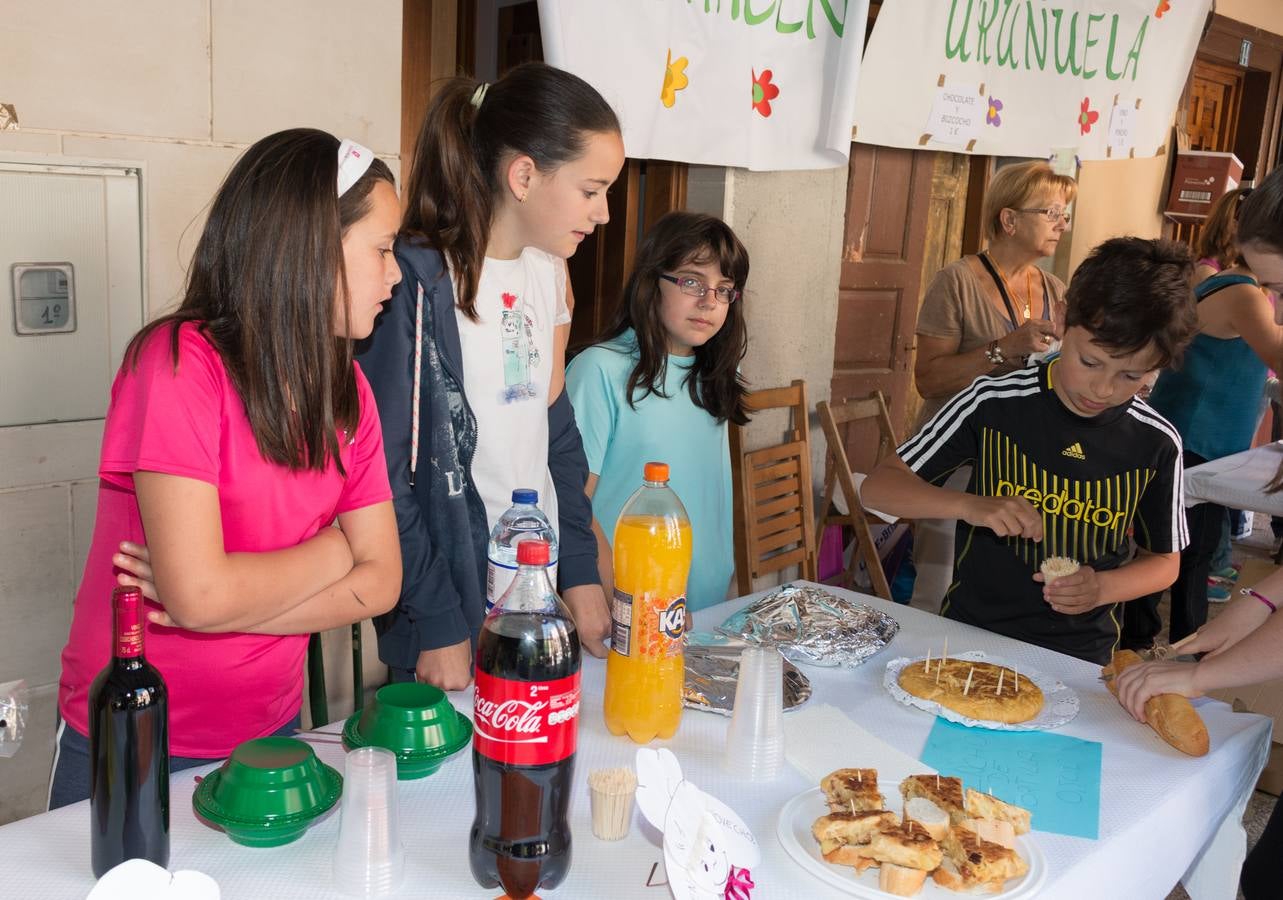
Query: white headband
337 139 374 197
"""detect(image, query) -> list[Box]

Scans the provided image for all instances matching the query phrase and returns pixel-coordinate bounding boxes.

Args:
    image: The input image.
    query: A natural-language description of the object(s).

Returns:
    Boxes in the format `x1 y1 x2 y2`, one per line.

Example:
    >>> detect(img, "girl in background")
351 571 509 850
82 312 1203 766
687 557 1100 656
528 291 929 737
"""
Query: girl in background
566 211 750 612
52 129 403 806
358 63 623 689
1114 167 1283 898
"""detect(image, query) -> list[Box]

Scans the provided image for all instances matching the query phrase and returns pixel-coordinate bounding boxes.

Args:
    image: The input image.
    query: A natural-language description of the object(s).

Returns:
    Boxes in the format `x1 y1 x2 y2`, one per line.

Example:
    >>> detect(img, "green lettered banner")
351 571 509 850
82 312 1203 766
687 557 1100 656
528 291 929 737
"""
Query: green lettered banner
539 0 869 171
852 0 1212 160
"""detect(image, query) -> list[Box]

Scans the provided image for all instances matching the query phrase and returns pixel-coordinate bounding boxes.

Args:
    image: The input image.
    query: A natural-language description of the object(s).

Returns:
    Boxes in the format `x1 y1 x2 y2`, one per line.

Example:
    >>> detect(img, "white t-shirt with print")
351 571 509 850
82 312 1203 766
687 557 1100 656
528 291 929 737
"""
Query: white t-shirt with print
455 247 570 538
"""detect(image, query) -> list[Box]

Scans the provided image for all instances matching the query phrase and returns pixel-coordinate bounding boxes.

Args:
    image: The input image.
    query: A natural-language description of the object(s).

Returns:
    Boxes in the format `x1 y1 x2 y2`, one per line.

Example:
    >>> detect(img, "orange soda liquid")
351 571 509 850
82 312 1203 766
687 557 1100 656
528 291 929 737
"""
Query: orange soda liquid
602 514 692 743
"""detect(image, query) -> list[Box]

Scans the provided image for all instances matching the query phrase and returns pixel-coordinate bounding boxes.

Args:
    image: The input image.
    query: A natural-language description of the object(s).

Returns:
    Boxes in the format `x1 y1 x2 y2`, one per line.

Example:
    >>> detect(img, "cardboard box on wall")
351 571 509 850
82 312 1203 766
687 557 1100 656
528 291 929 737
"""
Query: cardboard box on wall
1206 558 1283 795
1163 150 1243 224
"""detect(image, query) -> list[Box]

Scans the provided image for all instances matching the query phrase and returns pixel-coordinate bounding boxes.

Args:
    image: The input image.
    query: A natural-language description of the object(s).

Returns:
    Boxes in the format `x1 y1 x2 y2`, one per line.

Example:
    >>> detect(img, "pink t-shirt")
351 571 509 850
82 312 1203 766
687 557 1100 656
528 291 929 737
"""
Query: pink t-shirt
59 322 391 757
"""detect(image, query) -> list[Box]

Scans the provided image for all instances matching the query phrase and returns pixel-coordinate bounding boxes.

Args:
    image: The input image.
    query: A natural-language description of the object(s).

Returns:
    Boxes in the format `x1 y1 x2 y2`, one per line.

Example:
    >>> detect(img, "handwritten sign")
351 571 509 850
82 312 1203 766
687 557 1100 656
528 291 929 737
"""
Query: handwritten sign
1109 104 1139 154
921 717 1102 839
925 82 984 146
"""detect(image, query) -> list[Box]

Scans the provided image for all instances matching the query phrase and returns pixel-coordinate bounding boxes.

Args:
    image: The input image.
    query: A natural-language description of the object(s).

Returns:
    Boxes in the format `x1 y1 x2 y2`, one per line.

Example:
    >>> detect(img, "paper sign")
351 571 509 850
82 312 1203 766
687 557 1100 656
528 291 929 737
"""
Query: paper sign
1049 147 1079 178
1109 105 1138 153
925 83 984 146
920 717 1102 839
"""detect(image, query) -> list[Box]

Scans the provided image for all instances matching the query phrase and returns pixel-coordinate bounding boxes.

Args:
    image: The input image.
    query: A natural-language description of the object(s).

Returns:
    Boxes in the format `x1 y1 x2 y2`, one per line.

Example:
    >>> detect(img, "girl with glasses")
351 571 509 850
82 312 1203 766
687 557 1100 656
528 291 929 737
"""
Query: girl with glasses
566 211 750 611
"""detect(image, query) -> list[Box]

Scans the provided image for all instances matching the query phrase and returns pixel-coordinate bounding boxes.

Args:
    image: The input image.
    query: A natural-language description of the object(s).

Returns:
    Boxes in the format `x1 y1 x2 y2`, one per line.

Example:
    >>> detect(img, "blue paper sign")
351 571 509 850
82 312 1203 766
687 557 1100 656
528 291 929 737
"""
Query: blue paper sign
920 717 1102 839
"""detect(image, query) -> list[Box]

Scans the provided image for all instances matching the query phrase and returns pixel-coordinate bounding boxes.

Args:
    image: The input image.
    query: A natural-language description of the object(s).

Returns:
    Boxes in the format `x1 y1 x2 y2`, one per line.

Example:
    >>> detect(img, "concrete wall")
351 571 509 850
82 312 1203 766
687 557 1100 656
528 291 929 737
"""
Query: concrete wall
0 0 401 824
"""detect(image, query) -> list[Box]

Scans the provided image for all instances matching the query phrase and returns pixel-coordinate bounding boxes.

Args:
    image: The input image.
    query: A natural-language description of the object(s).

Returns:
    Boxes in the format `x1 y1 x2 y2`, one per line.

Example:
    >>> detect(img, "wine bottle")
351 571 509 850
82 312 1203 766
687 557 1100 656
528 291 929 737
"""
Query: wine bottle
90 585 169 877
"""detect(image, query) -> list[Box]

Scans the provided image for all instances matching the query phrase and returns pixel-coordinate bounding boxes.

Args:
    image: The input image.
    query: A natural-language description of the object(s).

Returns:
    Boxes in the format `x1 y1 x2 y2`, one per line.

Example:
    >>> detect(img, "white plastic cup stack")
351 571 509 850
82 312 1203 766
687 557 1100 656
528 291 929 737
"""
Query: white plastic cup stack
723 643 785 780
333 747 405 898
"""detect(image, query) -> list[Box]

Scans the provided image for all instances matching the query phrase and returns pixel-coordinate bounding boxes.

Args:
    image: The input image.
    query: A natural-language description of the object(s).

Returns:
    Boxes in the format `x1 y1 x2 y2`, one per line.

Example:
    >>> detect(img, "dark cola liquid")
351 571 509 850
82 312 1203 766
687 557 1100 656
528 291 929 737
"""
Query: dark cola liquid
471 611 581 899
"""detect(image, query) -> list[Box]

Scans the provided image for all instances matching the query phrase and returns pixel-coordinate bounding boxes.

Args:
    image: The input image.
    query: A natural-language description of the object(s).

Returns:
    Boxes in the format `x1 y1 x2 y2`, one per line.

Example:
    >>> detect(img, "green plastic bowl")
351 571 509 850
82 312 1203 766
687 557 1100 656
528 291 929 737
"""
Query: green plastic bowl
342 682 472 779
192 737 342 847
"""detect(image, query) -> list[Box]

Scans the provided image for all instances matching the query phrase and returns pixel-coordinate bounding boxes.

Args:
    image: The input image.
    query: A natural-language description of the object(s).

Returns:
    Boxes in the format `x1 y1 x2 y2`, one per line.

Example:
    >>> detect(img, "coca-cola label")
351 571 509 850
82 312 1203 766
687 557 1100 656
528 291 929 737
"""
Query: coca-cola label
473 670 580 765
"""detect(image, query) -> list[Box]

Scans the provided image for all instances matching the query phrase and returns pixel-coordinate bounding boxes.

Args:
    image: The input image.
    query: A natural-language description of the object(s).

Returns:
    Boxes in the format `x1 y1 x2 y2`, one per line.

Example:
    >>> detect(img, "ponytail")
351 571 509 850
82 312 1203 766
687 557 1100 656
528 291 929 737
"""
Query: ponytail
402 63 620 320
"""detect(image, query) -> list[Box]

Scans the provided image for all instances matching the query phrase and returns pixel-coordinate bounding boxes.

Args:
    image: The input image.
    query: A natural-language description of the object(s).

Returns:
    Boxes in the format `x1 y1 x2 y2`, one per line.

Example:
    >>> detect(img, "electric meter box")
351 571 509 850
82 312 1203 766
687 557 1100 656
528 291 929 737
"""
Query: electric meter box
0 156 144 426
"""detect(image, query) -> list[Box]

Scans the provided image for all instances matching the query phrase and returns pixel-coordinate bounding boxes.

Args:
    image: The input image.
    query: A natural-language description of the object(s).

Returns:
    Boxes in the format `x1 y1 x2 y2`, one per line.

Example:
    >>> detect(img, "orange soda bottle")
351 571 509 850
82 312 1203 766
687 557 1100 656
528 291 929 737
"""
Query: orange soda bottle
603 461 692 743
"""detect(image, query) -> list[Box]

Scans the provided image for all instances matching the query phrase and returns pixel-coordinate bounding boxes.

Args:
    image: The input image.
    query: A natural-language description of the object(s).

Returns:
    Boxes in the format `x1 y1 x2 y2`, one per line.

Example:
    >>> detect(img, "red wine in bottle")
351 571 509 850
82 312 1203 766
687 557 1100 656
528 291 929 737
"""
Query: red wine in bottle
90 585 169 877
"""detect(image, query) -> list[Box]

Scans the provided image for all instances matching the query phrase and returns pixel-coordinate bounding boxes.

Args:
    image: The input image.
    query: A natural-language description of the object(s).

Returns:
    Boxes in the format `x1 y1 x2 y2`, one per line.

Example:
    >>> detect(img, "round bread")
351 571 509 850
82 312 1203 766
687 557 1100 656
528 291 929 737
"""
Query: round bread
1039 556 1080 584
897 658 1043 724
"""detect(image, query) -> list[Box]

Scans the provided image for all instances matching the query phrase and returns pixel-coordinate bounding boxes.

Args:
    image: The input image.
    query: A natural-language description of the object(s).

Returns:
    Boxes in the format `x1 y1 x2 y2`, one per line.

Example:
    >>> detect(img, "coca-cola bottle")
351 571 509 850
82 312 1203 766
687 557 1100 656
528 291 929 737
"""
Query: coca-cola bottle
471 539 581 899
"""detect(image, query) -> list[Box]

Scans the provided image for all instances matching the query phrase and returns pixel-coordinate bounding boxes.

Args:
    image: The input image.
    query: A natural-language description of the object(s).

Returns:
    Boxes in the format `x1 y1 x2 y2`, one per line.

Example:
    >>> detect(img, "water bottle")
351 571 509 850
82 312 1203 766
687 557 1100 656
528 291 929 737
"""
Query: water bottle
486 489 558 613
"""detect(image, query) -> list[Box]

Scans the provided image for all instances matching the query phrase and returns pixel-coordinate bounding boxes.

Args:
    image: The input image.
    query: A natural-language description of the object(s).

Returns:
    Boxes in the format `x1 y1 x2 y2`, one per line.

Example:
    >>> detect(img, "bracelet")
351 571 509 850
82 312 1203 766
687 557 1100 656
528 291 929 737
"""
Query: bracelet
984 340 1007 366
1241 587 1278 613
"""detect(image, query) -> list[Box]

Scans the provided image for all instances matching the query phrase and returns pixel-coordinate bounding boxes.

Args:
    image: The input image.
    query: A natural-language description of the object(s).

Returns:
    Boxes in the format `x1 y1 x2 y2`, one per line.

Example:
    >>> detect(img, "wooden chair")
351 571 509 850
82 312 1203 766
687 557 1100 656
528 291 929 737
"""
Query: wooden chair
815 392 902 601
729 380 818 596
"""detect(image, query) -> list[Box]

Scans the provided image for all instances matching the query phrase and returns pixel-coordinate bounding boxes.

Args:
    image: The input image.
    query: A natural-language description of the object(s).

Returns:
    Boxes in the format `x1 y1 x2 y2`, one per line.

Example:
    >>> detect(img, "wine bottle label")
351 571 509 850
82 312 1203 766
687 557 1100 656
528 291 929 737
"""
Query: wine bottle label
473 671 580 765
113 590 144 659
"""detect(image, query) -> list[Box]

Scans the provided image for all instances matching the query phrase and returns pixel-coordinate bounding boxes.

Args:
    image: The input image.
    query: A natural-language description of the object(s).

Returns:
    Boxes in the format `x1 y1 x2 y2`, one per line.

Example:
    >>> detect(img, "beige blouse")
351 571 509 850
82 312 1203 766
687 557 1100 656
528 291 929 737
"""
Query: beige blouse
914 255 1067 424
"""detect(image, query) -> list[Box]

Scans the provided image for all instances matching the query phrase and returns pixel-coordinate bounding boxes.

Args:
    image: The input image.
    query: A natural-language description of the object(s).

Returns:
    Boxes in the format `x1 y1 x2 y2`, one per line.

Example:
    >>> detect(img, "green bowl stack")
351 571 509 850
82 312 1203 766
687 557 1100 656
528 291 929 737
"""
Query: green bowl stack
192 737 342 847
342 682 473 780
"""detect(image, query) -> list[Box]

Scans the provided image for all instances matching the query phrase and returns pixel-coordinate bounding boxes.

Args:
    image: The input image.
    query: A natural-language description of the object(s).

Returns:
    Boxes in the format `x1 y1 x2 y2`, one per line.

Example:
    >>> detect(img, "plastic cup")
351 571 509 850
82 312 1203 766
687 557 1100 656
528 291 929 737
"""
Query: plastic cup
723 644 785 780
333 747 405 897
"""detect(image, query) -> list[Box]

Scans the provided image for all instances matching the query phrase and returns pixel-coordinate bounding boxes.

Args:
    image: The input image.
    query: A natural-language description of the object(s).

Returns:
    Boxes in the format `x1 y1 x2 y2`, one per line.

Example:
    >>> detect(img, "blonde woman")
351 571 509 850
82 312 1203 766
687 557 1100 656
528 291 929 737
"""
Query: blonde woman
908 161 1076 613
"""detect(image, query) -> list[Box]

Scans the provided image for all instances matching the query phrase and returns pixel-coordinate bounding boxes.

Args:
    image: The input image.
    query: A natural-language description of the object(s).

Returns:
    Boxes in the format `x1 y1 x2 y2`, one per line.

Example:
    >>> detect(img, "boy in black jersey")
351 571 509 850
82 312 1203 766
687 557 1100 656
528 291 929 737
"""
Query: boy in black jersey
863 238 1199 663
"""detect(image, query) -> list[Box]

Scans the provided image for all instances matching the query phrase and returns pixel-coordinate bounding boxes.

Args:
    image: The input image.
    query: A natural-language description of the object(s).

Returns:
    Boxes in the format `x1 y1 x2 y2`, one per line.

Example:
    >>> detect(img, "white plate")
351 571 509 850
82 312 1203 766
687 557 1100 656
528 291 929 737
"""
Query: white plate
883 651 1079 731
776 786 1047 899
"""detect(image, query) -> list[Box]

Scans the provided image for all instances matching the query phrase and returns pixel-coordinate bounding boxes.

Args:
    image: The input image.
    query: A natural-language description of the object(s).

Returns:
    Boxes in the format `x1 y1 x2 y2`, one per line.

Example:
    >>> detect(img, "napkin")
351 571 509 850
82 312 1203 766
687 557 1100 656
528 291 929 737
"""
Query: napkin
784 703 935 784
86 859 220 900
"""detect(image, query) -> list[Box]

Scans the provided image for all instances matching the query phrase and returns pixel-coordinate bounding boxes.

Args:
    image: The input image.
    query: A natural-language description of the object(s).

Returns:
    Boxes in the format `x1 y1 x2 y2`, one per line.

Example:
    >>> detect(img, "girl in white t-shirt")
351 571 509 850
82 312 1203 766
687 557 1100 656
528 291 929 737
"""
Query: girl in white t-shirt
359 63 625 689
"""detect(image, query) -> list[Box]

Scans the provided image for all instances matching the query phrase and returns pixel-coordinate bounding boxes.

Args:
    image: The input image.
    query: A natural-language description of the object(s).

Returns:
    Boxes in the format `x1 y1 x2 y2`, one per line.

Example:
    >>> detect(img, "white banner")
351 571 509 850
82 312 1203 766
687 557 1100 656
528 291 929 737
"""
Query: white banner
852 0 1212 161
538 0 869 171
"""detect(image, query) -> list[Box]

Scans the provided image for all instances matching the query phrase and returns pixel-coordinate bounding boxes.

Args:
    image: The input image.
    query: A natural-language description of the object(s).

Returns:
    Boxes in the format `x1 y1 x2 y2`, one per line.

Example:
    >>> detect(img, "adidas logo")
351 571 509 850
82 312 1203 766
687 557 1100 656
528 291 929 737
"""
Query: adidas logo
1061 442 1086 460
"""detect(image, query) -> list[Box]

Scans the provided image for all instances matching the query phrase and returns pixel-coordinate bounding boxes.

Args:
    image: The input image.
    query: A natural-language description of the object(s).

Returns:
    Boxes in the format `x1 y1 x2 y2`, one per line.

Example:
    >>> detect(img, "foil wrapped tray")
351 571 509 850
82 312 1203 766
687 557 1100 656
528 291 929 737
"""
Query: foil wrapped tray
715 583 900 668
683 645 812 715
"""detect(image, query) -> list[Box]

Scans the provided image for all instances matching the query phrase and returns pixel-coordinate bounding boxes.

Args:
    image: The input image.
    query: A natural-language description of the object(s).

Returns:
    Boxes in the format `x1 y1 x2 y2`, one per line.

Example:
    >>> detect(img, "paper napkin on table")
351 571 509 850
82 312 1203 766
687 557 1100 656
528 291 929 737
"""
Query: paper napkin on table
87 859 220 900
785 703 935 784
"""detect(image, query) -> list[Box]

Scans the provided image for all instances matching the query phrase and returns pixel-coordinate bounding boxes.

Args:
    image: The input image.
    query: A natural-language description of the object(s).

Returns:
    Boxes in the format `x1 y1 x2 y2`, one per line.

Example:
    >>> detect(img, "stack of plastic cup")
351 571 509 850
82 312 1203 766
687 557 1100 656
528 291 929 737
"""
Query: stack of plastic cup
723 643 785 780
333 747 405 897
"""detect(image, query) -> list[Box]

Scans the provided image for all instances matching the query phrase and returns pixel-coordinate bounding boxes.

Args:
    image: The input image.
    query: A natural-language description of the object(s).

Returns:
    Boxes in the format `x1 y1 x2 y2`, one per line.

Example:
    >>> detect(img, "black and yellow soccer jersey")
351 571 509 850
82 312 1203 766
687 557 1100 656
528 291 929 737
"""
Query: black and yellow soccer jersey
898 360 1188 664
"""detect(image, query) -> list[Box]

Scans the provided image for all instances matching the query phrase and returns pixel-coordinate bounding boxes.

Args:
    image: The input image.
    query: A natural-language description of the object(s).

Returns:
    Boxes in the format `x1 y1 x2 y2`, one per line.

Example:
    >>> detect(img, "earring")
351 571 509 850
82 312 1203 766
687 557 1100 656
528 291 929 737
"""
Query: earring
519 193 527 203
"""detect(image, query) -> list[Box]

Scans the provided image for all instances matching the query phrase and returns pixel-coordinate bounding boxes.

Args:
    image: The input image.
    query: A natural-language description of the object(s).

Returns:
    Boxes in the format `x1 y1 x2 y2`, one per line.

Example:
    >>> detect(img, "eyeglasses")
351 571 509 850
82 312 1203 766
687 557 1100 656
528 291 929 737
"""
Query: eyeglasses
1017 206 1072 225
659 273 741 305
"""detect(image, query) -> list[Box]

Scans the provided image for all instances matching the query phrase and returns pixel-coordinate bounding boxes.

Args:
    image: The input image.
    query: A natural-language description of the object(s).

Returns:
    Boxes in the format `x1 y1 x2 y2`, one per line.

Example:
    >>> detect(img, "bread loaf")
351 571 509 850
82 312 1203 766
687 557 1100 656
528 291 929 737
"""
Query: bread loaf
1103 650 1209 757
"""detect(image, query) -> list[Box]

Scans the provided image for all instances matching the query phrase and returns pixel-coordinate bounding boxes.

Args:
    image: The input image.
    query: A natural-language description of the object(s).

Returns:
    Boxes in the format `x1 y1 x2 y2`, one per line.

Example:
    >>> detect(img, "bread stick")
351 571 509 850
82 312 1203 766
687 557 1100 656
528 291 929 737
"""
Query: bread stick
1103 650 1209 757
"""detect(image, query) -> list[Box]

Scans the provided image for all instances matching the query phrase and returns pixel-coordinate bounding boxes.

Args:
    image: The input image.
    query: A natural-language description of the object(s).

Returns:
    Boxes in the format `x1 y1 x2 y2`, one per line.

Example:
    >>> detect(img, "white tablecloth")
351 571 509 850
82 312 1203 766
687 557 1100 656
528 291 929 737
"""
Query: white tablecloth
1184 441 1283 515
1 583 1271 900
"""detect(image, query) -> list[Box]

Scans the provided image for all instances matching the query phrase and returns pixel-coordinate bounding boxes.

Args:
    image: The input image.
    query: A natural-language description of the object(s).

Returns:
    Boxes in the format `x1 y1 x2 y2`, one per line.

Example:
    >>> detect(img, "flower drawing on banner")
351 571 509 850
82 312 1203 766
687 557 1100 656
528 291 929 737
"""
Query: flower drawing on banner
985 96 1004 127
1078 97 1100 135
661 49 689 109
752 69 780 117
1154 0 1171 18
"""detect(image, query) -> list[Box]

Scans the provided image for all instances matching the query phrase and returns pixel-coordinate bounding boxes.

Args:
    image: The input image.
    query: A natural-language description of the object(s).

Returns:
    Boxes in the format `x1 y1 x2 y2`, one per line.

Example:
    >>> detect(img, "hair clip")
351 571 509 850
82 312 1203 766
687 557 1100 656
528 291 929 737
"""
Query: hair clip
336 139 375 197
470 82 490 109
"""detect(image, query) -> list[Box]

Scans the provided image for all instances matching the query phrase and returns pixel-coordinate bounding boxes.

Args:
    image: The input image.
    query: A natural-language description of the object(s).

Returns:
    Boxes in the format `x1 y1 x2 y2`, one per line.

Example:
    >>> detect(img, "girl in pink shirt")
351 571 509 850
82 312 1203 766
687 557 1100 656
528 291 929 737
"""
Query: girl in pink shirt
50 129 403 807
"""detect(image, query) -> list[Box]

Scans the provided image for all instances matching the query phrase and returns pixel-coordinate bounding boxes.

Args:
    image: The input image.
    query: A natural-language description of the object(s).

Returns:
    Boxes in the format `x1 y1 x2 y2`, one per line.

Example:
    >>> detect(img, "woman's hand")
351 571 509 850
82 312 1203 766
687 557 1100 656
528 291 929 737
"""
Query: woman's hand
1175 592 1273 658
113 541 158 602
1113 659 1202 721
998 318 1061 359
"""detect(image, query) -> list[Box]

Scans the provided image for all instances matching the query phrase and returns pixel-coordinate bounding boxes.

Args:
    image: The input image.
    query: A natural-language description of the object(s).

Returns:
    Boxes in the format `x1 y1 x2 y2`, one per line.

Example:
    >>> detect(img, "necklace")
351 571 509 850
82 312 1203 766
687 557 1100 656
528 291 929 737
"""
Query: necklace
985 251 1039 322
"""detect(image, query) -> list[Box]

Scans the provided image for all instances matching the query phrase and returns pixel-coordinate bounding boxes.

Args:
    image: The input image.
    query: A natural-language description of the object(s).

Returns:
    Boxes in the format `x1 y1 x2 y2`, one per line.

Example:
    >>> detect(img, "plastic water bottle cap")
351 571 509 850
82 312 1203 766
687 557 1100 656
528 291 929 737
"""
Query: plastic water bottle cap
516 539 551 566
511 488 539 505
643 461 669 482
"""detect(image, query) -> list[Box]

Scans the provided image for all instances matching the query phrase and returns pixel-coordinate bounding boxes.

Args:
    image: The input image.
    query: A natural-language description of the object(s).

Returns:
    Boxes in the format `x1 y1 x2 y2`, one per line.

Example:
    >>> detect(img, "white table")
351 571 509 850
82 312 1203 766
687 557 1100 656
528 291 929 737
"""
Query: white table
1184 441 1283 515
1 583 1271 899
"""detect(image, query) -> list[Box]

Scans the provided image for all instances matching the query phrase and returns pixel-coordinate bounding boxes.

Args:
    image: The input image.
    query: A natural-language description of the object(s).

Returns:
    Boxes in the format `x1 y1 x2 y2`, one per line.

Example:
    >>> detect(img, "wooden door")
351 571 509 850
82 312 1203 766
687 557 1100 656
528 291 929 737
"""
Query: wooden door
830 145 935 474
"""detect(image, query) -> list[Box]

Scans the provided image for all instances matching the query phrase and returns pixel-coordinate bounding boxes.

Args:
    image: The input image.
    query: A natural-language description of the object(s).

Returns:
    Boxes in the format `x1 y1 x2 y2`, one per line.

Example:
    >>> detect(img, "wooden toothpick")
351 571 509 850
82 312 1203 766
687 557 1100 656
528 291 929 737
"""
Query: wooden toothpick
942 637 948 665
936 774 940 790
1014 662 1019 693
925 648 932 674
997 668 1004 696
857 769 863 783
963 666 975 696
850 798 856 815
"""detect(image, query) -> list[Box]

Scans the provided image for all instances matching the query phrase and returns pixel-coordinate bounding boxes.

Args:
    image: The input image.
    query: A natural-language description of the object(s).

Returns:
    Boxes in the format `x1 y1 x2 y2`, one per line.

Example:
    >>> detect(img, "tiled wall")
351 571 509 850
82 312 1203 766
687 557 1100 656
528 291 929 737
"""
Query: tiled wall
0 0 402 824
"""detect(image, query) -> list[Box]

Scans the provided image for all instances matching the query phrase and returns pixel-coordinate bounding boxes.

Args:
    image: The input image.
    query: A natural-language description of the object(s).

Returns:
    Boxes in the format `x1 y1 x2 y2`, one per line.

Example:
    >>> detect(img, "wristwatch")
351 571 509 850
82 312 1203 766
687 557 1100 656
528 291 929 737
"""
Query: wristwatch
984 340 1007 366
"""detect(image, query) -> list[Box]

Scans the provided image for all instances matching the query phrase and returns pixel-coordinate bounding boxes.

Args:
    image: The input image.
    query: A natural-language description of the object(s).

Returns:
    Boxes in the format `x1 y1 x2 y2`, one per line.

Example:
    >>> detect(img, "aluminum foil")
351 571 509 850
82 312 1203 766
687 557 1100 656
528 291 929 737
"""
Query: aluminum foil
715 583 900 668
683 645 812 715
